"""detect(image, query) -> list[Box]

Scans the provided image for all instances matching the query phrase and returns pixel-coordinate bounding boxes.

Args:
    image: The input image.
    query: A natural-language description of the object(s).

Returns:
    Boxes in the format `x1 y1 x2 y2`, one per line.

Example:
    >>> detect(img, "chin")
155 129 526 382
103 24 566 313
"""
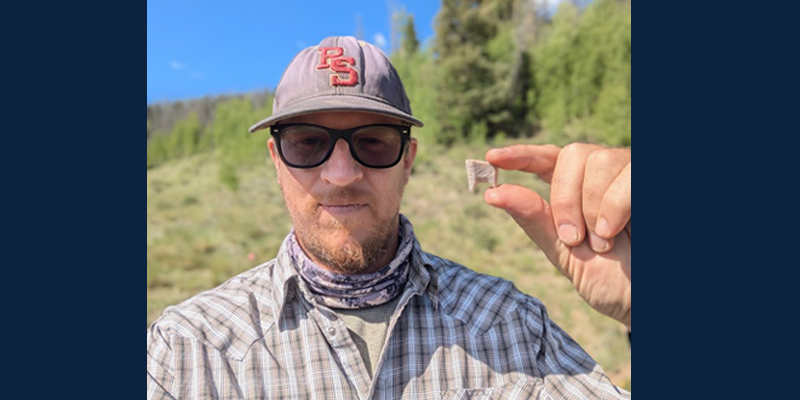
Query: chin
317 211 375 235
299 218 362 246
324 229 362 246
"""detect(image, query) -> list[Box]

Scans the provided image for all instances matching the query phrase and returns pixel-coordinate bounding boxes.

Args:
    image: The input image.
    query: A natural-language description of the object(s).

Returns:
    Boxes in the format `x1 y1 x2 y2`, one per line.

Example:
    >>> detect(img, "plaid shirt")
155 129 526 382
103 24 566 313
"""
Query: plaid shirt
147 232 631 399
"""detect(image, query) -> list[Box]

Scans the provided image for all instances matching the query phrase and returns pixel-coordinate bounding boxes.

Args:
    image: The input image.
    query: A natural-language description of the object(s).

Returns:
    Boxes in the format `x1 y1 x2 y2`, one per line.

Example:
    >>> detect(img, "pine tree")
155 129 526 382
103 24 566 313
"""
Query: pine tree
435 0 533 144
401 15 420 56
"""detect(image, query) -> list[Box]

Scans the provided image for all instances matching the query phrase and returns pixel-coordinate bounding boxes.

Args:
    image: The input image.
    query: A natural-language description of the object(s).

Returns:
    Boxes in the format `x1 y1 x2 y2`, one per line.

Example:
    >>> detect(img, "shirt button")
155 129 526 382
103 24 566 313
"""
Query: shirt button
327 327 336 336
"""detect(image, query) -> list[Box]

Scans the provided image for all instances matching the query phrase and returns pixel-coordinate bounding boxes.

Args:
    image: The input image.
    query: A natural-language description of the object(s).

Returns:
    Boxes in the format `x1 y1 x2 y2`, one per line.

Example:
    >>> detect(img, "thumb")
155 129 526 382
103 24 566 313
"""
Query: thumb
484 184 561 262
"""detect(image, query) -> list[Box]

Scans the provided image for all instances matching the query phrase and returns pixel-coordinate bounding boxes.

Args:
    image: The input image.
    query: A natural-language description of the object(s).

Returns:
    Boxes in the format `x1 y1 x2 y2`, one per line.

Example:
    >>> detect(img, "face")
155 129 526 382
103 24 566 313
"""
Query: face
268 111 418 274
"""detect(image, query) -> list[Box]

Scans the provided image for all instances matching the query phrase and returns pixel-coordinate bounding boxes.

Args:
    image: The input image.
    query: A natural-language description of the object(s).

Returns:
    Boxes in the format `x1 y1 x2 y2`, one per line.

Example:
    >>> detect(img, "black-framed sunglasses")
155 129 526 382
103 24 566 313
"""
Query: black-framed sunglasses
270 123 411 169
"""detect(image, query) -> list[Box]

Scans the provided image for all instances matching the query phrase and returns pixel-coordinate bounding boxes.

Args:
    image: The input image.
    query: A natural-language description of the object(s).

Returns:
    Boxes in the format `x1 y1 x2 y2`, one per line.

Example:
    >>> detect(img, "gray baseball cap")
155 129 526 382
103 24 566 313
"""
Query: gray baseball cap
249 36 423 133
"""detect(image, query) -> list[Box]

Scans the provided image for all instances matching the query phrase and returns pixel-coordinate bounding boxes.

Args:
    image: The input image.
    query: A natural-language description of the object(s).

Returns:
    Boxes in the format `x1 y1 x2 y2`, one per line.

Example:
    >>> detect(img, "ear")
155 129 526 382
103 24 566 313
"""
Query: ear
268 137 281 170
402 137 418 184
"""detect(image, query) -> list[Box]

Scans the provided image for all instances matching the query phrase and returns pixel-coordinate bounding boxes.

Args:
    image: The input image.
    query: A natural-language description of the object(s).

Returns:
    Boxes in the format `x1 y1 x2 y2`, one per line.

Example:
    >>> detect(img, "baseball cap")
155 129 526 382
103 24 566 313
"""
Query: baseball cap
248 36 423 133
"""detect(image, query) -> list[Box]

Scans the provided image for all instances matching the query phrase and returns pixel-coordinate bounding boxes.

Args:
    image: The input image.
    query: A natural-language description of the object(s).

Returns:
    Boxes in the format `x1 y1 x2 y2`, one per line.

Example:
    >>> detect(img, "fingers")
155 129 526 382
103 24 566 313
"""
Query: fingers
581 149 630 252
487 143 631 255
549 144 603 246
485 145 561 183
484 184 560 263
595 162 632 239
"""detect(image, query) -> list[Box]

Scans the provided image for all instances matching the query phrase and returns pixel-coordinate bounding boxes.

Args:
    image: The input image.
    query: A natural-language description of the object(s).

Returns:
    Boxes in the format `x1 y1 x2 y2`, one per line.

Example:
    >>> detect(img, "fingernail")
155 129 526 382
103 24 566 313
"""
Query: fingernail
558 224 579 244
589 232 609 252
596 218 610 237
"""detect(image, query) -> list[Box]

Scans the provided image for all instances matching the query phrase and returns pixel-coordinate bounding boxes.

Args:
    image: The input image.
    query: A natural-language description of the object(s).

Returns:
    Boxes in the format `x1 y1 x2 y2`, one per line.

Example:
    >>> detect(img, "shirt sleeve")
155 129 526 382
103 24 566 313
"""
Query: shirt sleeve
521 298 632 400
147 323 177 399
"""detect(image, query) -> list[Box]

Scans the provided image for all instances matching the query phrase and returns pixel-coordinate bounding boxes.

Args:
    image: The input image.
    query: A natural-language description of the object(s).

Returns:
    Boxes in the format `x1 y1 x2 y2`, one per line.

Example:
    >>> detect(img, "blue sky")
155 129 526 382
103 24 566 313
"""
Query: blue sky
147 0 442 104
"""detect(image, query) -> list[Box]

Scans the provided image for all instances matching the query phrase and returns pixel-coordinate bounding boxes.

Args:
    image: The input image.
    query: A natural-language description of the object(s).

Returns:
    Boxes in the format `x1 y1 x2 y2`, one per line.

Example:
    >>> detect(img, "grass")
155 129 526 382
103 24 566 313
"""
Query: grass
146 139 630 389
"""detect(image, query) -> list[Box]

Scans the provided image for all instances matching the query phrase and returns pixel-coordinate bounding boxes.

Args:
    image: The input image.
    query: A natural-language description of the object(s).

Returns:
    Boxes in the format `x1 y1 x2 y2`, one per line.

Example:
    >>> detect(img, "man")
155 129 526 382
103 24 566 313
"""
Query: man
147 36 631 399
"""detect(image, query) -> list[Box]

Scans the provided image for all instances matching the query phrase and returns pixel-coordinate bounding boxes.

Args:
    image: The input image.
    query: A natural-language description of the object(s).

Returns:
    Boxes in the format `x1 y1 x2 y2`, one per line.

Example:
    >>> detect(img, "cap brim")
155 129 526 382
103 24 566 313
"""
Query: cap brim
248 95 424 133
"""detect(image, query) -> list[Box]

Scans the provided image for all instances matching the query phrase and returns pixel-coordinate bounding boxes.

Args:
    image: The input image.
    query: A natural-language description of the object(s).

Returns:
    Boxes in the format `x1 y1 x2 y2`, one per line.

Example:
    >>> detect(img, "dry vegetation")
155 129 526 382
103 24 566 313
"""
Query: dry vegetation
146 138 630 390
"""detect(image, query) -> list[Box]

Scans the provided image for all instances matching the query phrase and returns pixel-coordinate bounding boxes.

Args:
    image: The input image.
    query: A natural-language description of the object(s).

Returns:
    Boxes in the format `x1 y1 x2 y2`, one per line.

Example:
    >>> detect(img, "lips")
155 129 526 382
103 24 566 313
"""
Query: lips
319 203 368 215
315 190 371 215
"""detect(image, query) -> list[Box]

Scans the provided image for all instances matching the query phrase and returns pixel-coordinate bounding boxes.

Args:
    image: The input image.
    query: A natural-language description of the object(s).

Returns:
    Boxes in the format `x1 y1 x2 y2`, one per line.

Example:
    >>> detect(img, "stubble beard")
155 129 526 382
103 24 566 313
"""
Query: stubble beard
282 184 403 275
299 215 397 274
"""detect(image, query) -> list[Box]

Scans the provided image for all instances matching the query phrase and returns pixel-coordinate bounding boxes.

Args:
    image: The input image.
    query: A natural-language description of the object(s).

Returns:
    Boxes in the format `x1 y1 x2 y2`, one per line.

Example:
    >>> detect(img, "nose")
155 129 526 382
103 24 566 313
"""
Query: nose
319 139 363 187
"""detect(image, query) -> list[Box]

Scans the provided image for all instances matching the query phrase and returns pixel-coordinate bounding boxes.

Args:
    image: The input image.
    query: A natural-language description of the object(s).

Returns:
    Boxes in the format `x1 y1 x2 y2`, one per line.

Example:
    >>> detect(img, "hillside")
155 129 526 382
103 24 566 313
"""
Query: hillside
146 139 631 390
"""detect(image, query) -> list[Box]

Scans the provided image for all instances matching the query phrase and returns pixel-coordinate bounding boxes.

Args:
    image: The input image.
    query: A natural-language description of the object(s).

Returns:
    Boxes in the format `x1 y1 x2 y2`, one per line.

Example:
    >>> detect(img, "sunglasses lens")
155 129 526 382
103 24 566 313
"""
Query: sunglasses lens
276 125 405 168
352 127 403 167
280 126 332 167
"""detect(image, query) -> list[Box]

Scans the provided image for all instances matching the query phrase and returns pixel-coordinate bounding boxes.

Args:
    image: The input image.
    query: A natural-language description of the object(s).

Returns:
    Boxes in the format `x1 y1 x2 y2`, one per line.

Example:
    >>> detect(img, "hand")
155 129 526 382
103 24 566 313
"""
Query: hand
484 144 631 329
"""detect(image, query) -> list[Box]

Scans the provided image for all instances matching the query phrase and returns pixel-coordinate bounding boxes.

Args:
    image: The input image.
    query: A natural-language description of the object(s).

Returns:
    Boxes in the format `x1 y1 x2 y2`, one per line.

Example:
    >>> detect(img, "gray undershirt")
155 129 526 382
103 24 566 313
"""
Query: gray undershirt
334 296 401 378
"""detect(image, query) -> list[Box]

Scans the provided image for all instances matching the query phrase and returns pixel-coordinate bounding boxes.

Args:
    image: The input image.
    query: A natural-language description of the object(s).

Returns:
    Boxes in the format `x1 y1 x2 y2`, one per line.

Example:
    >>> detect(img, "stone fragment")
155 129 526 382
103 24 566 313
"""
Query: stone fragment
465 159 498 192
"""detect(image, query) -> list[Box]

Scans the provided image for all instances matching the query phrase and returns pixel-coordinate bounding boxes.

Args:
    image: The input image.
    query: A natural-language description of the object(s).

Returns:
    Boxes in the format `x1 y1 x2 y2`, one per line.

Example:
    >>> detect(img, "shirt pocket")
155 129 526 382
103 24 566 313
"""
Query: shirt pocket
440 379 540 400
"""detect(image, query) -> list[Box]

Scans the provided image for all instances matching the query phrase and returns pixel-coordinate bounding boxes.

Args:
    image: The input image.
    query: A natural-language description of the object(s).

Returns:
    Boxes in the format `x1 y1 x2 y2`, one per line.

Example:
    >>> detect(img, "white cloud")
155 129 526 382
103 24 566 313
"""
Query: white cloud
373 33 387 49
169 60 186 70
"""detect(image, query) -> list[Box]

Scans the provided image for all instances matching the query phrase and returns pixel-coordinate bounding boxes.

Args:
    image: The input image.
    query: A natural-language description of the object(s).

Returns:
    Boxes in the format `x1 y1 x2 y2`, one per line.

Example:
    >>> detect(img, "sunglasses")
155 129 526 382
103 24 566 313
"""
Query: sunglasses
270 123 411 169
